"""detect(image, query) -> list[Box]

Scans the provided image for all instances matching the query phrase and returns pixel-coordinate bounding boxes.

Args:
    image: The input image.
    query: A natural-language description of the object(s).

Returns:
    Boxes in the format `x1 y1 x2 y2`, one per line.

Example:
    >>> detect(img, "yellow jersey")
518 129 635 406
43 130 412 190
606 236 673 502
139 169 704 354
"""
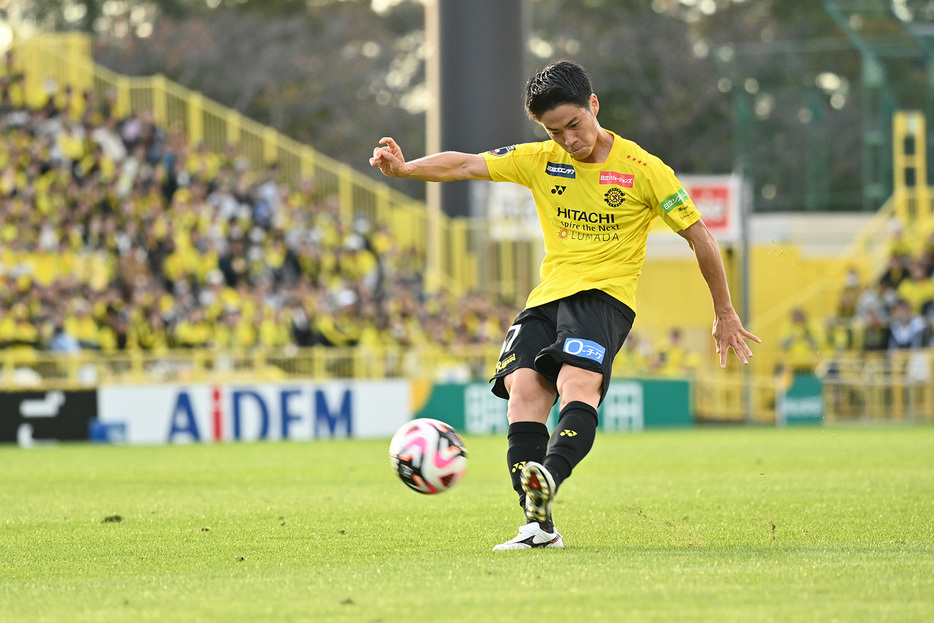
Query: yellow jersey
483 130 701 313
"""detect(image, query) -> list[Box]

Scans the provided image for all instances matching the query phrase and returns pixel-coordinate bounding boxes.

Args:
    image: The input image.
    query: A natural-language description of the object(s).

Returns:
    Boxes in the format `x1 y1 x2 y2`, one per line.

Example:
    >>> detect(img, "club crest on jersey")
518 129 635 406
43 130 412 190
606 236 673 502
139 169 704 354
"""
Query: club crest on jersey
600 171 635 187
545 162 576 179
487 145 516 156
604 188 626 207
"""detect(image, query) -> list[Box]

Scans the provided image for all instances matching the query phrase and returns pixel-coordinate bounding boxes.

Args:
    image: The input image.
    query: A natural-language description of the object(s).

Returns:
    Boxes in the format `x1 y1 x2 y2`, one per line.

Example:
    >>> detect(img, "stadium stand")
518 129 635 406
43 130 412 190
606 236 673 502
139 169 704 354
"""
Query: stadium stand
4 35 934 423
0 49 527 376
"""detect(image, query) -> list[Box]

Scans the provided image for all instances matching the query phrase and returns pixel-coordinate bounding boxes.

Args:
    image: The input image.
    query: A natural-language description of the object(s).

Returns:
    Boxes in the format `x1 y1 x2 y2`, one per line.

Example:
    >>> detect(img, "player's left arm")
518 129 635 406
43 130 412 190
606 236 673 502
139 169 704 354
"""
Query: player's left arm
677 219 761 368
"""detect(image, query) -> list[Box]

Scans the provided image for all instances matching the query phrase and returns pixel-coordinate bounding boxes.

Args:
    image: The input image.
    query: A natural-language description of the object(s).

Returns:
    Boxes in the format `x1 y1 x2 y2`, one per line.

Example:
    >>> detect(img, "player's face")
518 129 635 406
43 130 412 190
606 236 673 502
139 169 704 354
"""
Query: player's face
538 95 603 162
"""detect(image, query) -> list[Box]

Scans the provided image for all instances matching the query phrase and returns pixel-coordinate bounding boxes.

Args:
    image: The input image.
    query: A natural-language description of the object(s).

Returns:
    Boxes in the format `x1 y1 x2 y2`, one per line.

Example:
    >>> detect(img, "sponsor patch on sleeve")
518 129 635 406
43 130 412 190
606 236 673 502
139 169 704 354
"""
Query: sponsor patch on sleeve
487 145 516 156
660 187 691 213
563 338 606 363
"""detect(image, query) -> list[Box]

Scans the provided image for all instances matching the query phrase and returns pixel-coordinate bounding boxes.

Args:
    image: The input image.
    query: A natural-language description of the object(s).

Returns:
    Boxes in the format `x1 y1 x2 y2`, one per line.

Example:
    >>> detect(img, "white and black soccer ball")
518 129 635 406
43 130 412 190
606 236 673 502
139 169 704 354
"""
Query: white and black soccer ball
389 418 468 494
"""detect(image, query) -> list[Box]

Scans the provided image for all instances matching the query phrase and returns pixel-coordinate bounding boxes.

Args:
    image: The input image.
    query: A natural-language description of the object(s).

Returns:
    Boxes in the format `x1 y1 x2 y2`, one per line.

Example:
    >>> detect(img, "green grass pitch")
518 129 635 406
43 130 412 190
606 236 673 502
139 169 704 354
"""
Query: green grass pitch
1 426 932 622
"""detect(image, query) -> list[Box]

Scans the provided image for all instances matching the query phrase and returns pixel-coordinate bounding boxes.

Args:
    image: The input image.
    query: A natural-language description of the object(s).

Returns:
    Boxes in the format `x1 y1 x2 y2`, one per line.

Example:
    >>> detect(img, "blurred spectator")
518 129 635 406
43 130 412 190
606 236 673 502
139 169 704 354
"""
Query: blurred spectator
651 328 699 376
887 299 927 351
780 308 821 373
856 279 893 325
886 221 914 261
48 323 81 353
895 261 934 317
615 332 650 375
836 267 862 319
878 254 909 292
861 308 890 353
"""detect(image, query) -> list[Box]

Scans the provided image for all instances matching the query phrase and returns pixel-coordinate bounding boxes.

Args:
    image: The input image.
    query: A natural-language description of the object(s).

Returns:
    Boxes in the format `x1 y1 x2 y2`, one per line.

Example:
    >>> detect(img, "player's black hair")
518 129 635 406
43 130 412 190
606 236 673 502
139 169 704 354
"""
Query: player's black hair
524 60 593 121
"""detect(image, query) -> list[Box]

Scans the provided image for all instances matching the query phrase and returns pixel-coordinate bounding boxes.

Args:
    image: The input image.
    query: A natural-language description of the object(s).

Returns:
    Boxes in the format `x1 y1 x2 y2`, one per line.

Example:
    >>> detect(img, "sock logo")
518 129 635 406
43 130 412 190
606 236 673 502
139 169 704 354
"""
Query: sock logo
560 429 578 437
511 461 527 473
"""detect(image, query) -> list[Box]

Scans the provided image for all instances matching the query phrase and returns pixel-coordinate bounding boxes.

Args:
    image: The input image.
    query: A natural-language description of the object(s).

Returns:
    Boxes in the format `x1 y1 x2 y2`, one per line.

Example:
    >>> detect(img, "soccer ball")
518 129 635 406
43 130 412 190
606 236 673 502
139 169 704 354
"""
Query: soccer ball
389 418 468 494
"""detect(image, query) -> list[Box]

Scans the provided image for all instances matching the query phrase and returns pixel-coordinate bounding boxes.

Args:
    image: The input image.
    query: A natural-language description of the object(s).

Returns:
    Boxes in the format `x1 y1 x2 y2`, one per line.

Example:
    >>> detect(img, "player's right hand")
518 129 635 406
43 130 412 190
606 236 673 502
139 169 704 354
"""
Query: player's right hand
369 137 407 177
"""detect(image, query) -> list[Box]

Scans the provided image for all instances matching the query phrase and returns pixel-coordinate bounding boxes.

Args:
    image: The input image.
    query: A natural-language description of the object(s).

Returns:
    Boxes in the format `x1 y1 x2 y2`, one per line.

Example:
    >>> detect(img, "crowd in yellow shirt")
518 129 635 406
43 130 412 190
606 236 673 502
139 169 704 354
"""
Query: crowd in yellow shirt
813 223 934 371
0 55 520 363
0 54 702 380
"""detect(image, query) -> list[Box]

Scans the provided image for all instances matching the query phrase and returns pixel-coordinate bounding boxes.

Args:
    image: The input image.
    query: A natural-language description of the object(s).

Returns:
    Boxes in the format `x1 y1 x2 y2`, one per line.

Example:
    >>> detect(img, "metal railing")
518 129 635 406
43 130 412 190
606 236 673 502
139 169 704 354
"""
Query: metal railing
0 345 502 390
821 349 934 422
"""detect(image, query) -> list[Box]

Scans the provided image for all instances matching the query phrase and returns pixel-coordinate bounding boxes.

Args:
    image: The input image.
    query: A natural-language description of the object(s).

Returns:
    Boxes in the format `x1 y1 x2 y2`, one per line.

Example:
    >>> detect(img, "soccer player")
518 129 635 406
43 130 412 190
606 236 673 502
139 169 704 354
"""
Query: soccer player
369 60 760 550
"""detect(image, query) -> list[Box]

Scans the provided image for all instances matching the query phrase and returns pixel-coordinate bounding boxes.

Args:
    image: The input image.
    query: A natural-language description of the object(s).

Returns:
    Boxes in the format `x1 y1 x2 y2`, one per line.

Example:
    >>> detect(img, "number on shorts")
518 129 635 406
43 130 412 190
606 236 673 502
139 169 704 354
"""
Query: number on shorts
500 324 521 356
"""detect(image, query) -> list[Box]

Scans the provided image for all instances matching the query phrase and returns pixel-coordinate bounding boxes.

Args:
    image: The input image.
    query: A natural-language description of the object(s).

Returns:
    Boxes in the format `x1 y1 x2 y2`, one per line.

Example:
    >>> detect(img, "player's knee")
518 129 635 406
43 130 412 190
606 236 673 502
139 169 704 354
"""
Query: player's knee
556 367 602 409
505 369 556 423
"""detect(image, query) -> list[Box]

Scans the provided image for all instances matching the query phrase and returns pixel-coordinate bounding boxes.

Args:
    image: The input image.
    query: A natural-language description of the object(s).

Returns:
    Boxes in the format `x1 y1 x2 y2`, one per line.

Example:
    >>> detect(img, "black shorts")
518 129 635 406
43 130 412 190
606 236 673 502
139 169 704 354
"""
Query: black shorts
491 289 635 402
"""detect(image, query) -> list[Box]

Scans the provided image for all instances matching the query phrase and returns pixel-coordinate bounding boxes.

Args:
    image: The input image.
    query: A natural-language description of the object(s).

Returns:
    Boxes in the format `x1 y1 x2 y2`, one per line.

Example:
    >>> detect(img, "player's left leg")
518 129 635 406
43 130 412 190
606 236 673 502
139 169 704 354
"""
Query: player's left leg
544 365 602 491
522 365 602 523
519 291 634 525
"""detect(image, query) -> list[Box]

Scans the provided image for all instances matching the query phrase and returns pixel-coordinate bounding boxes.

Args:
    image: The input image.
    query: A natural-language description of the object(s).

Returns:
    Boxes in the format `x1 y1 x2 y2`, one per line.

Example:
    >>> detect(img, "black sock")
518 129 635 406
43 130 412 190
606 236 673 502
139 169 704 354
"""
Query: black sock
544 401 599 490
505 421 549 513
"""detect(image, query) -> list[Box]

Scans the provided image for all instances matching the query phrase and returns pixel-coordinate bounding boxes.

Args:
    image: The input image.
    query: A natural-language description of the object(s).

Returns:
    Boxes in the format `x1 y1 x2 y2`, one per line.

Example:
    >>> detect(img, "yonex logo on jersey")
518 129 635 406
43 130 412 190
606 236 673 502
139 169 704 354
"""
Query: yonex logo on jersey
551 185 566 195
488 145 516 156
545 162 576 178
600 171 635 187
661 187 691 213
563 338 606 363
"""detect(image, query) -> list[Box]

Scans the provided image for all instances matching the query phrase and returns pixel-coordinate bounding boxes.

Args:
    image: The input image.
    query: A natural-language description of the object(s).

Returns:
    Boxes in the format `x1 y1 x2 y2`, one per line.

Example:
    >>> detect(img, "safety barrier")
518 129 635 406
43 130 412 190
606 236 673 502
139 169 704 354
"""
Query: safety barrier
0 344 501 390
821 349 934 422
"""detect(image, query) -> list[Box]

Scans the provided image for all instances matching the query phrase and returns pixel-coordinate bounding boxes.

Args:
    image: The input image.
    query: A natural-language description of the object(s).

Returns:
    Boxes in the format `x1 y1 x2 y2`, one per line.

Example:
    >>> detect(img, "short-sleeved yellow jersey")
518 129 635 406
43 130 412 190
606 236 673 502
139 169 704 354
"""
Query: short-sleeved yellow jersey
482 130 701 313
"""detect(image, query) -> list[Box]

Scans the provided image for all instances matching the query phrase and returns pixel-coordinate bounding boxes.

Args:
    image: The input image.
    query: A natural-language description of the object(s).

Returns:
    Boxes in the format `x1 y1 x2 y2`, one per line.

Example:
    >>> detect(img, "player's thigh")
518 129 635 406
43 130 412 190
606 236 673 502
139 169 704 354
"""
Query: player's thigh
535 291 633 403
491 304 558 400
504 367 558 423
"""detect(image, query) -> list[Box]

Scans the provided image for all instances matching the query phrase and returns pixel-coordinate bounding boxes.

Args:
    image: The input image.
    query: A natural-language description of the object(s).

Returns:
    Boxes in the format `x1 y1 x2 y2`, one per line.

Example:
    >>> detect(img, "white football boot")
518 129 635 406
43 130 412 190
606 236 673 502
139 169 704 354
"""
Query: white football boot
492 521 564 551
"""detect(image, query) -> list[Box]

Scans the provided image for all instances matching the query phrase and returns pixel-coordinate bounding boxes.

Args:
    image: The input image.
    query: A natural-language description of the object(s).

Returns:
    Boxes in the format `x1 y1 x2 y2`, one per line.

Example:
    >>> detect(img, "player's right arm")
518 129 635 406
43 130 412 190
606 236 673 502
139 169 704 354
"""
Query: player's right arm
369 137 492 182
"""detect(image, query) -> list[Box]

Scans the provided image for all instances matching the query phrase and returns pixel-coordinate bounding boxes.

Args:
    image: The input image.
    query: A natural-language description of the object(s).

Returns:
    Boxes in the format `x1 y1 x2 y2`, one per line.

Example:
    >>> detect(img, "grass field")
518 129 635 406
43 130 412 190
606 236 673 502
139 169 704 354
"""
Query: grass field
1 426 932 622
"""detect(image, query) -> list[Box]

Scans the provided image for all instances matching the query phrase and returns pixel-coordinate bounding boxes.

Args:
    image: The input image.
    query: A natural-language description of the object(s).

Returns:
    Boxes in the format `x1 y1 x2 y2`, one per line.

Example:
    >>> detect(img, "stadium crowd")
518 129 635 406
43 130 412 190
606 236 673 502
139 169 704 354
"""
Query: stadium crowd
0 54 520 362
0 53 705 381
783 221 934 375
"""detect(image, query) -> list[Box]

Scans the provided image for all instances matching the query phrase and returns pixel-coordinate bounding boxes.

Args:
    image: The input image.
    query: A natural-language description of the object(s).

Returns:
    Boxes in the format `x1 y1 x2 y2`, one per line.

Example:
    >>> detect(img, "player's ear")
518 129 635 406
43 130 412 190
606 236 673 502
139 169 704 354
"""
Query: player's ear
589 93 599 117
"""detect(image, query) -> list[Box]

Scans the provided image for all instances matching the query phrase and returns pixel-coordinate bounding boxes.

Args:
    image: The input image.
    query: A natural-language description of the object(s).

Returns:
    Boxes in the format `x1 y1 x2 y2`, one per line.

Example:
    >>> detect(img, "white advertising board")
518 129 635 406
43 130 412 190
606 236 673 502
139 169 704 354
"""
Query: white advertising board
97 380 411 444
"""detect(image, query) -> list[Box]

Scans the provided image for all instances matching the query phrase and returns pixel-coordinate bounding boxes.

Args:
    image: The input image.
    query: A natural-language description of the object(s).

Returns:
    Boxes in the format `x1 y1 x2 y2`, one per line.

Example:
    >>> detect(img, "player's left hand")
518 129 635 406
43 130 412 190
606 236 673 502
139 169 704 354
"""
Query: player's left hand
712 310 761 368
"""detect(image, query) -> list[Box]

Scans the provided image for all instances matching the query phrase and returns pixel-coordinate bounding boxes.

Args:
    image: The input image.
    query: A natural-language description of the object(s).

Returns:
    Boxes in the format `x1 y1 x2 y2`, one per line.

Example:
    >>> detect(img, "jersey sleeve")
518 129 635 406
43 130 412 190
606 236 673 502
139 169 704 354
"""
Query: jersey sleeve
482 144 534 187
641 153 701 233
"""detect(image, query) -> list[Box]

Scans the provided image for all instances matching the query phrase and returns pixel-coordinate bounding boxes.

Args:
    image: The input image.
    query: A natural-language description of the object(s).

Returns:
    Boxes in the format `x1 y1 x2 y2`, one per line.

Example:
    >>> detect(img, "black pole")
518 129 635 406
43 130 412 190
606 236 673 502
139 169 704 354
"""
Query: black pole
428 0 529 217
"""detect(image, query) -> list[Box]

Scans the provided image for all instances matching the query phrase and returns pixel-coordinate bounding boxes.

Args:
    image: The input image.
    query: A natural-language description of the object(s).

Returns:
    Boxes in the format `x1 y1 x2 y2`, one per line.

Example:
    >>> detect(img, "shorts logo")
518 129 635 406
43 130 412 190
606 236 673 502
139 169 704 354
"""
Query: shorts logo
487 145 516 156
495 353 517 372
563 338 605 363
600 171 634 187
546 162 576 179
